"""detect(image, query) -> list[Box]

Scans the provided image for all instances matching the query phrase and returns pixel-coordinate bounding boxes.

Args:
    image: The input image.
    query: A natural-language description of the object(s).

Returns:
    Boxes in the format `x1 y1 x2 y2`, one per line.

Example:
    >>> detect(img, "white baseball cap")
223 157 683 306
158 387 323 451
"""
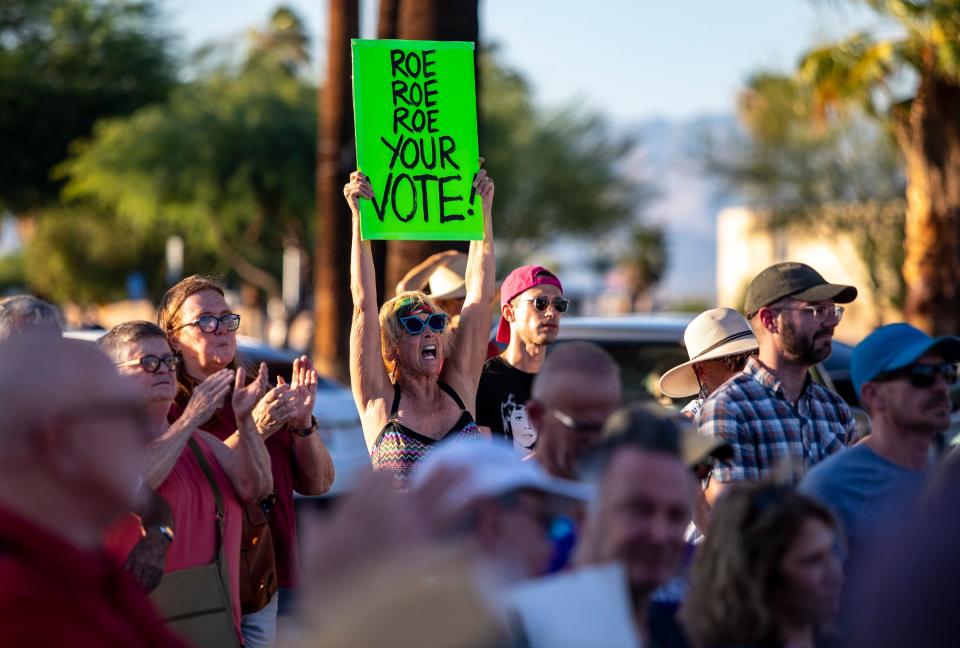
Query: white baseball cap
411 439 593 514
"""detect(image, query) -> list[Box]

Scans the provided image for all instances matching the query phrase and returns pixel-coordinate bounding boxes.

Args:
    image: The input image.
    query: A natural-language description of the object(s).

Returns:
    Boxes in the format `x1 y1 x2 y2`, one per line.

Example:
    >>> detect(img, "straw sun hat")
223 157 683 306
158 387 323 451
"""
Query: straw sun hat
427 253 468 300
658 308 758 399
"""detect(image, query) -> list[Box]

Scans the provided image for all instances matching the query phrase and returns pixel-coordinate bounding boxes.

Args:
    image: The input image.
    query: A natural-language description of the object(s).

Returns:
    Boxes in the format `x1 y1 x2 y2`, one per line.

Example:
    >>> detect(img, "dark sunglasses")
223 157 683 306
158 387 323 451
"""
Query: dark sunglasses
692 461 715 482
720 350 758 373
549 409 605 435
519 296 571 313
399 313 447 336
876 362 958 388
175 313 241 334
497 492 561 536
116 353 181 373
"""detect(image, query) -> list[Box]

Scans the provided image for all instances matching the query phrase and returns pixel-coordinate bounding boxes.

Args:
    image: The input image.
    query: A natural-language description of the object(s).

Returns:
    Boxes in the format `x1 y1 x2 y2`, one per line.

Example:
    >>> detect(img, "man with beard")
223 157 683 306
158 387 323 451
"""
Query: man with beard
800 323 960 559
476 265 567 456
699 262 857 506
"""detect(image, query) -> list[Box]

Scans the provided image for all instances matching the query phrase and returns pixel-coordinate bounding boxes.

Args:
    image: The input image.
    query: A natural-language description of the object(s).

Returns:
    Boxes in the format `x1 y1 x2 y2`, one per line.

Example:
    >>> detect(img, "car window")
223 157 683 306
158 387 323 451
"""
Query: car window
552 339 690 406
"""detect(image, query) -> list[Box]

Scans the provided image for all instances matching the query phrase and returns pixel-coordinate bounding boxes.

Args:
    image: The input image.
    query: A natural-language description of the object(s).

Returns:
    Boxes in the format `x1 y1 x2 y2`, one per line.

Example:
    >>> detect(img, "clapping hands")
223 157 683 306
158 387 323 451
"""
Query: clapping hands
252 355 318 437
233 362 269 421
180 368 234 429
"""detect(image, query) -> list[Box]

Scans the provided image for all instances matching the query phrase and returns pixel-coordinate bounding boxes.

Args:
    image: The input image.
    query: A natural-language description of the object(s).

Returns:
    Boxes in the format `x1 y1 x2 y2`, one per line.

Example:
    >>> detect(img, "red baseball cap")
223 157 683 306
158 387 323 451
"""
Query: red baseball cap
496 265 563 344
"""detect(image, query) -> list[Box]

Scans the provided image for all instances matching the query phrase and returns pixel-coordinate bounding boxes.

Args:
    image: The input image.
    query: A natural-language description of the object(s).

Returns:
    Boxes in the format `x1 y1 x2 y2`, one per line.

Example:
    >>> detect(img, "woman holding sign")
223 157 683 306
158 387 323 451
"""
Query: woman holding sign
344 167 495 487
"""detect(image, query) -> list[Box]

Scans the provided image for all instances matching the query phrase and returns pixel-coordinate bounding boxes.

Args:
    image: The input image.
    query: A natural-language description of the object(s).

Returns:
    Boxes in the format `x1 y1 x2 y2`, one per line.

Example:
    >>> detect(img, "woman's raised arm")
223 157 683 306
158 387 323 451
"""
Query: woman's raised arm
442 166 495 405
345 171 392 449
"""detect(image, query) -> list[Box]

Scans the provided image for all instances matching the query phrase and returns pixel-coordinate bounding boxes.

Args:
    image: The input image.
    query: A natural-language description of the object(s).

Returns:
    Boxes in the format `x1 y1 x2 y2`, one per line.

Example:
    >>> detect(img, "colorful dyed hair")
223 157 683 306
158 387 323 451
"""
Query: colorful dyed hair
378 290 446 379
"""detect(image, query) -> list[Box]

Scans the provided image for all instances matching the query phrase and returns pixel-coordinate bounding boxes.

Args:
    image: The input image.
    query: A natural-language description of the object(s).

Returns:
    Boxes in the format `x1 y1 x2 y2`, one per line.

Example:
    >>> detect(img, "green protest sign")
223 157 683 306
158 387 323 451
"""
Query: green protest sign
351 39 481 241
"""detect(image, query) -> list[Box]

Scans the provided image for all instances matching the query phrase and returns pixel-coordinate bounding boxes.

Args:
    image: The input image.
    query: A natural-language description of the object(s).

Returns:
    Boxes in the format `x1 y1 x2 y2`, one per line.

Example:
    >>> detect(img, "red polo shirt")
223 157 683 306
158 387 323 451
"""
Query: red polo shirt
103 435 244 638
169 396 300 588
0 505 186 648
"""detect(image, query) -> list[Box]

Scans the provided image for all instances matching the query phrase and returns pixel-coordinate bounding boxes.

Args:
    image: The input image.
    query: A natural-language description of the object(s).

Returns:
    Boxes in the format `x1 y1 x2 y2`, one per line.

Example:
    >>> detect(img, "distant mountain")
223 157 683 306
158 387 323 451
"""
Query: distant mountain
621 113 743 304
505 114 745 310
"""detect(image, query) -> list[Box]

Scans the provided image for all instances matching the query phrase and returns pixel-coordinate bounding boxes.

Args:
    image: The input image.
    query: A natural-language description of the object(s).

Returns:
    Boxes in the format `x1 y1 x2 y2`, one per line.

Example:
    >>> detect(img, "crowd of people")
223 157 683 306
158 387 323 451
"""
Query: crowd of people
0 166 957 648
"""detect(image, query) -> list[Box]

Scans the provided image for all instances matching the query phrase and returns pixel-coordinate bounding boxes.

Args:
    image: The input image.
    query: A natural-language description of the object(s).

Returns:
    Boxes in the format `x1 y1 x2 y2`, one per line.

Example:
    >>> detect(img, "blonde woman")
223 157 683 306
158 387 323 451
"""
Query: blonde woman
343 168 495 486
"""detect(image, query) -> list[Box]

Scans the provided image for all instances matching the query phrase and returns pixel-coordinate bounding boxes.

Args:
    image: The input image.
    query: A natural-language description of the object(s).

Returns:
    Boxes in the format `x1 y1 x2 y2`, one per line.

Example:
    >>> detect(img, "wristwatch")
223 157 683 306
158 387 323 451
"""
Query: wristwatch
292 416 318 437
149 524 175 544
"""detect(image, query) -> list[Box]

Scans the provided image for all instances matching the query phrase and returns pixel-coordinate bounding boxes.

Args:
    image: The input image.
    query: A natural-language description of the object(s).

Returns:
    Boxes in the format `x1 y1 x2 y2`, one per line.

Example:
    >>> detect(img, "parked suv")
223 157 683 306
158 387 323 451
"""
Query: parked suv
553 314 861 416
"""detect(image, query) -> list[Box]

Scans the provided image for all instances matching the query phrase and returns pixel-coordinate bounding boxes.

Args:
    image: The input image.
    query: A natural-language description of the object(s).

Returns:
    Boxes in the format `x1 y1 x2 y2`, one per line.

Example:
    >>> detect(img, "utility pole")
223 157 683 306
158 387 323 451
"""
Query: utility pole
312 0 359 382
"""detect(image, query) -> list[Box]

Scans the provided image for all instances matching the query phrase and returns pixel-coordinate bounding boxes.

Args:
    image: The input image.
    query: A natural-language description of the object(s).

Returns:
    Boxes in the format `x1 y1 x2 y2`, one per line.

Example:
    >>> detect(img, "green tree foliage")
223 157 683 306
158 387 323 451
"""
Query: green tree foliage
480 50 654 270
0 252 26 294
25 15 656 305
55 7 316 297
707 72 907 315
0 0 175 214
247 5 311 72
21 205 212 303
620 224 666 311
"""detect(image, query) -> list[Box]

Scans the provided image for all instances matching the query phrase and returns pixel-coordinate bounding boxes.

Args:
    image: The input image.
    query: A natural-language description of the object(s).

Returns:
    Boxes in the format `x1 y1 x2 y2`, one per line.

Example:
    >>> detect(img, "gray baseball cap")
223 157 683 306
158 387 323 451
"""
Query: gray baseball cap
744 262 857 318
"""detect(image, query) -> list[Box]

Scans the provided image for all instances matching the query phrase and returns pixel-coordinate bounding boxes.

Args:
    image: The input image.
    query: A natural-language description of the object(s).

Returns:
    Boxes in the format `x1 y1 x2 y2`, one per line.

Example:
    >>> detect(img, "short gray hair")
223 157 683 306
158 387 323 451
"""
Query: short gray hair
97 321 168 363
0 295 64 341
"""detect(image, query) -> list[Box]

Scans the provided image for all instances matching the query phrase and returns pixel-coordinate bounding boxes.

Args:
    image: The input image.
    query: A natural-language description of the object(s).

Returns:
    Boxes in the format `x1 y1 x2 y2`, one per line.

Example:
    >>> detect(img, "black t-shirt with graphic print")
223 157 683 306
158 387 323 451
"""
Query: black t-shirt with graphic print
476 356 537 454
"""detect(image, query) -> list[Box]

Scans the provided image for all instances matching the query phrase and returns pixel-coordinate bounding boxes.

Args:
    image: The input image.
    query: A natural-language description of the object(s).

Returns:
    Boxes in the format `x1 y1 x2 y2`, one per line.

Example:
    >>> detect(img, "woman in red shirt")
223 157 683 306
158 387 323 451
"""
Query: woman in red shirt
158 275 334 645
100 321 272 644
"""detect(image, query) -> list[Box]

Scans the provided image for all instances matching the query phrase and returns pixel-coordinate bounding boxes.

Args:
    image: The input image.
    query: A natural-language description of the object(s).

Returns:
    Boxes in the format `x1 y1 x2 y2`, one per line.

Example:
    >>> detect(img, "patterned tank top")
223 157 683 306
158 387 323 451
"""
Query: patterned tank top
371 381 481 488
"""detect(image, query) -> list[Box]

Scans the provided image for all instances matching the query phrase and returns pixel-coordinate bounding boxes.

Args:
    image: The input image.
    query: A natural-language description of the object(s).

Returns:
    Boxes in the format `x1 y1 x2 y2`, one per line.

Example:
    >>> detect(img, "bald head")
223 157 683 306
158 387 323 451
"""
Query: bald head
532 342 621 402
0 334 136 441
528 342 622 479
0 334 147 536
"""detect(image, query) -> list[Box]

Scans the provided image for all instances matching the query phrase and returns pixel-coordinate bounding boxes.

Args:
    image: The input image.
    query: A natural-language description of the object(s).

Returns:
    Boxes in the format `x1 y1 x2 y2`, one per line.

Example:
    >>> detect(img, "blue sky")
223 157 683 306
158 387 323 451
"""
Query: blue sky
160 0 890 302
164 0 884 122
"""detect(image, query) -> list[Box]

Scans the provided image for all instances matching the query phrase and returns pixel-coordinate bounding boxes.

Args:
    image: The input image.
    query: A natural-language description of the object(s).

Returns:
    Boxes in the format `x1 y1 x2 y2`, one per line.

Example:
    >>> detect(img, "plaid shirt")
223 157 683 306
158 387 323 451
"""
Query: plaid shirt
699 357 853 485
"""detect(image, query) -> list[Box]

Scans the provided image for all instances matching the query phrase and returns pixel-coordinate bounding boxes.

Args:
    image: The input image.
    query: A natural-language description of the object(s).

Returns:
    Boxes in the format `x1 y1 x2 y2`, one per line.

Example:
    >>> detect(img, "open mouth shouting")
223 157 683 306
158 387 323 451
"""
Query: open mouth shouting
421 344 438 360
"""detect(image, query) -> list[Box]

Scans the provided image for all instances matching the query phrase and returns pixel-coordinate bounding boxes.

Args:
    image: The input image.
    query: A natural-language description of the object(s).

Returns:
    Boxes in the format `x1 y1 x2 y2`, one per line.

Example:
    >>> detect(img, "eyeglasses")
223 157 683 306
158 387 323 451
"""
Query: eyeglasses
549 409 605 435
774 304 844 323
719 350 758 373
399 313 447 336
875 362 958 388
497 493 559 535
116 354 181 374
518 296 571 313
174 313 241 334
692 461 715 482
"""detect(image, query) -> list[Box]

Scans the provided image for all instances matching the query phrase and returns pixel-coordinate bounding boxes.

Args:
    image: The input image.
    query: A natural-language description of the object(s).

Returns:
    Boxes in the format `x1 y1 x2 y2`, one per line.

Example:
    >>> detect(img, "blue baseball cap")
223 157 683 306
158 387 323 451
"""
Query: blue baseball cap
851 323 960 397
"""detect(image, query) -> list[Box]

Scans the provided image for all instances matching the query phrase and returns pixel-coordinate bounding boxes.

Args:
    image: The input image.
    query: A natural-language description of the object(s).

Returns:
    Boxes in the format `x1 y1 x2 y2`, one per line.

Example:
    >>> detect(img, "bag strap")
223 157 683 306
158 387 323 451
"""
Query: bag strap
390 382 402 418
188 437 227 566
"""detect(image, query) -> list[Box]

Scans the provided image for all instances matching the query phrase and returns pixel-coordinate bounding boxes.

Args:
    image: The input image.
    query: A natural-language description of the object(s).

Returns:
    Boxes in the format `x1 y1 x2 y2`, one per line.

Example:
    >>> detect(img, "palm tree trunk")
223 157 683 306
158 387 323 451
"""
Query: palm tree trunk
377 0 400 39
894 69 960 335
382 0 478 298
312 0 358 382
370 0 400 305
